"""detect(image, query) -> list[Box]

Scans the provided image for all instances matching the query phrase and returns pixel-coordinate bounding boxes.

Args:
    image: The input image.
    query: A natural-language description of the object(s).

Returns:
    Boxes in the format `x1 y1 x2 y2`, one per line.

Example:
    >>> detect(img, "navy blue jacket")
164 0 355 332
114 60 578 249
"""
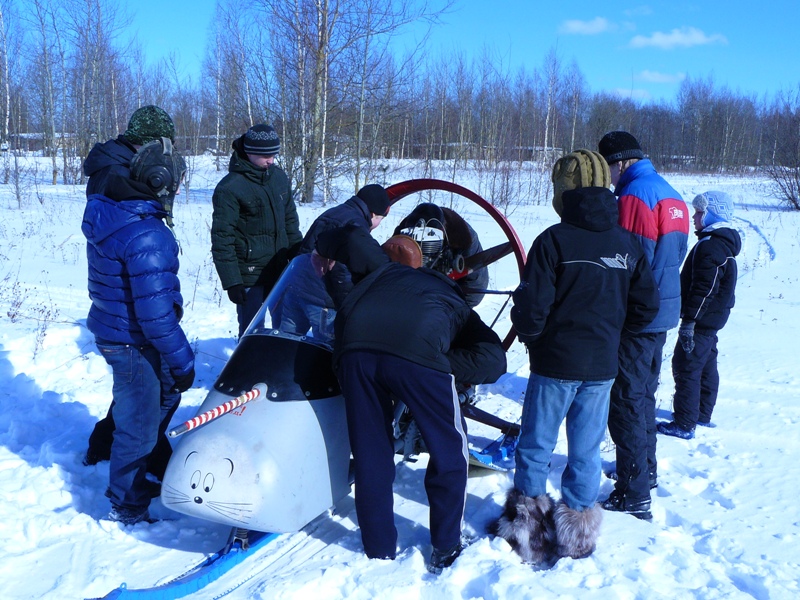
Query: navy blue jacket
83 136 137 197
511 187 660 381
82 193 194 376
299 196 374 306
317 226 506 385
680 225 741 332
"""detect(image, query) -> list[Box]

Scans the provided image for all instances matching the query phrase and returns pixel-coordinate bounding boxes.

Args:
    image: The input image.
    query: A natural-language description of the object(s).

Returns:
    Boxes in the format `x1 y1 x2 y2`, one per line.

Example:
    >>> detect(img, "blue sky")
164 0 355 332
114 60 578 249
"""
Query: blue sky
130 0 799 103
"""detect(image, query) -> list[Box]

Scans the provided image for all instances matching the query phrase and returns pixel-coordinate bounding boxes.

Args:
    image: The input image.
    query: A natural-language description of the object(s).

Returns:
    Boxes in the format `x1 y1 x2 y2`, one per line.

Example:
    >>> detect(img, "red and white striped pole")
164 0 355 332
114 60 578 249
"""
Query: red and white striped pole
168 383 268 438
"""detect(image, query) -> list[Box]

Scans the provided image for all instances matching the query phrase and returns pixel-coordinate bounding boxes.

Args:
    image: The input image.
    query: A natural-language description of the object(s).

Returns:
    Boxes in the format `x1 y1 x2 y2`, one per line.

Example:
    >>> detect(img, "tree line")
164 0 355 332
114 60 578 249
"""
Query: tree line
1 0 798 208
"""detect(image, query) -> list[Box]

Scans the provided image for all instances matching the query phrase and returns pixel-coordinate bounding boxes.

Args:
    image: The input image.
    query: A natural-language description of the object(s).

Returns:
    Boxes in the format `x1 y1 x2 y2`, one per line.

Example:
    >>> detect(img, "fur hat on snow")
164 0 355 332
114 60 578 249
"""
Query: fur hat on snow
357 184 391 217
489 489 557 565
551 149 611 216
598 130 645 165
692 190 734 228
243 124 281 156
124 105 175 145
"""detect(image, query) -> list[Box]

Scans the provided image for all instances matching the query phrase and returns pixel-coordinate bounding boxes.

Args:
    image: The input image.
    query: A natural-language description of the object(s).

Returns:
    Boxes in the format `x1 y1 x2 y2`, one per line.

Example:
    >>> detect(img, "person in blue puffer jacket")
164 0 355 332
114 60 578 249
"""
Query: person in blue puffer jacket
82 138 194 526
598 131 690 520
82 106 179 475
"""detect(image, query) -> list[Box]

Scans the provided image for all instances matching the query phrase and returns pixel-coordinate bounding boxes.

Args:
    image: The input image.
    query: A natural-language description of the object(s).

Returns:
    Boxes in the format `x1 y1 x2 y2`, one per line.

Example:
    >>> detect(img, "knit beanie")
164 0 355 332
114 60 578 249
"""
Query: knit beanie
693 191 734 227
551 149 611 216
598 131 645 165
356 184 391 216
243 124 281 156
124 106 175 145
382 235 422 269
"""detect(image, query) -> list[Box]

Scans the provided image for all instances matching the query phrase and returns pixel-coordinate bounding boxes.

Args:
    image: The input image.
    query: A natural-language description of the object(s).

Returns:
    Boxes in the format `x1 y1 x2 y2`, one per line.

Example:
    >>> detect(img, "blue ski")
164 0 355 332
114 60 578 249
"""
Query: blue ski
94 530 279 600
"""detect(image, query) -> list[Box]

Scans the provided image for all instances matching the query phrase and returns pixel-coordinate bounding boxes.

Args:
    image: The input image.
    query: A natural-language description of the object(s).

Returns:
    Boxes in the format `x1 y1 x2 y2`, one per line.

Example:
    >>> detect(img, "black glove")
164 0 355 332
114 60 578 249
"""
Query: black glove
678 321 695 354
227 284 248 305
170 368 195 393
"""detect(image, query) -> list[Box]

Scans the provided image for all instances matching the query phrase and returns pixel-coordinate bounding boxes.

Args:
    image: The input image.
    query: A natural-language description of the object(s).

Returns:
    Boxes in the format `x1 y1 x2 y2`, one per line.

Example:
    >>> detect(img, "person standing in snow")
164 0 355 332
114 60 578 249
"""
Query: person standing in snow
598 131 690 520
211 124 303 338
314 225 507 574
82 138 194 525
81 105 179 480
493 150 659 564
658 191 740 439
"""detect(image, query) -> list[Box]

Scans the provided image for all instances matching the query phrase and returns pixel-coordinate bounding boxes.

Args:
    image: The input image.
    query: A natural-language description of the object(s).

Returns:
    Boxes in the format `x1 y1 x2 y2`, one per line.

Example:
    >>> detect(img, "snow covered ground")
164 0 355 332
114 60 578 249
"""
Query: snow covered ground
1 157 798 599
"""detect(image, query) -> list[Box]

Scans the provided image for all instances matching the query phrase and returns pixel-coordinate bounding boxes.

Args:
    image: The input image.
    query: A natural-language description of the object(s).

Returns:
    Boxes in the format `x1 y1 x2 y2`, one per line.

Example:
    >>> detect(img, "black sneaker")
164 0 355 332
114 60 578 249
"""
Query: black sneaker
427 539 467 574
107 506 156 525
602 490 652 521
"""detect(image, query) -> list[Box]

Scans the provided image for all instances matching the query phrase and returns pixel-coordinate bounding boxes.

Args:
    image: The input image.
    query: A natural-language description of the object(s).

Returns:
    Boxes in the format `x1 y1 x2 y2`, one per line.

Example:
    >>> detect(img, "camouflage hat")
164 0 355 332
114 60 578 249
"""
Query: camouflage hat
124 105 175 145
551 149 611 216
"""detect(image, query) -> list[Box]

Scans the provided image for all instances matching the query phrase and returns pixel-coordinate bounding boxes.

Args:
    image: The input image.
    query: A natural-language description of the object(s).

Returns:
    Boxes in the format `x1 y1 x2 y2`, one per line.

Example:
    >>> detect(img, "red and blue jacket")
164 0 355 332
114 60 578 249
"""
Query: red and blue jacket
615 159 689 333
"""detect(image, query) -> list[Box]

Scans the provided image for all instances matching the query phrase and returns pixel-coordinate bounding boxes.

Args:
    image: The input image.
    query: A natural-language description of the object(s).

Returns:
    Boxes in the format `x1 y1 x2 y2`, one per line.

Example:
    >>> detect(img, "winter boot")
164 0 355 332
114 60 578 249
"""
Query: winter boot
107 505 155 526
489 489 557 565
602 489 652 521
696 420 716 428
427 537 468 574
552 502 603 560
657 421 695 439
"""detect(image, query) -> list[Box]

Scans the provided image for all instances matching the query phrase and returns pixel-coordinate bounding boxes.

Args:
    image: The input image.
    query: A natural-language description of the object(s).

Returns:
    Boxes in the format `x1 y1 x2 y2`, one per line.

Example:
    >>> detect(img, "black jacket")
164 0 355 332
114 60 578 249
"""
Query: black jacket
317 226 506 385
680 226 741 332
211 138 302 290
299 196 374 306
511 187 660 381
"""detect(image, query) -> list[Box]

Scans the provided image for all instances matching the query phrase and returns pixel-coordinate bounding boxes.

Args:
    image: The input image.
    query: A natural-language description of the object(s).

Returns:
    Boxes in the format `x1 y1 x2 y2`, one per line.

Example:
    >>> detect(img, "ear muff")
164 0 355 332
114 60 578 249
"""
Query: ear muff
130 137 177 197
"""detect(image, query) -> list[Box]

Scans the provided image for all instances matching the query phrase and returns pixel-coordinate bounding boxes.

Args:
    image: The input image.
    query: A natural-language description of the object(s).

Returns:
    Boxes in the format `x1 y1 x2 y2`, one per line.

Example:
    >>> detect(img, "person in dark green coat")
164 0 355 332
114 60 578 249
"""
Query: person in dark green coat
211 124 303 337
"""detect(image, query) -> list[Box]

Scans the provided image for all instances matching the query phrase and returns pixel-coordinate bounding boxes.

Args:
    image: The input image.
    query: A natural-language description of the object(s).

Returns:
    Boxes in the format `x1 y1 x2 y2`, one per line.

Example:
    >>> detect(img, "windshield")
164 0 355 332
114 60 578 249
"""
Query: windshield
242 255 337 350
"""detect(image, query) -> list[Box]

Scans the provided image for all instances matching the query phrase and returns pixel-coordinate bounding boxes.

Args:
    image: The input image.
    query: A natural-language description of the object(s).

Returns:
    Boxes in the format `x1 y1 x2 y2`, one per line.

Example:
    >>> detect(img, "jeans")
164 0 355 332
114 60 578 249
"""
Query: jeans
237 285 266 338
97 342 180 512
514 373 613 510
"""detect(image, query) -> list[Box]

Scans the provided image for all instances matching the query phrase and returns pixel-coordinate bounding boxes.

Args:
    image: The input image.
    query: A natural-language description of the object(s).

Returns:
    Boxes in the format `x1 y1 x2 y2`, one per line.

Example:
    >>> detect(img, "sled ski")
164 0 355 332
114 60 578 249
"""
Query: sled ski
94 529 279 600
468 430 519 472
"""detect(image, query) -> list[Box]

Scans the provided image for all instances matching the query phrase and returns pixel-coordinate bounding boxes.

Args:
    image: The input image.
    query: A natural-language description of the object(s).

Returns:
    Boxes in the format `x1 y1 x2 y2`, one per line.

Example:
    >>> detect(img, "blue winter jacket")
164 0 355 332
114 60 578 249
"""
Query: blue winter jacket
615 159 689 332
82 194 194 376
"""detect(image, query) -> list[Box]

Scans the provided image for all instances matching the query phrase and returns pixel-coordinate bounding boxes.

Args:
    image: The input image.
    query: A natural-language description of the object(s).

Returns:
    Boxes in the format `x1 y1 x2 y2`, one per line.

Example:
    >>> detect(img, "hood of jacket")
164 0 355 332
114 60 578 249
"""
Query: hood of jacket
83 136 137 178
697 224 742 256
82 193 166 246
560 186 619 232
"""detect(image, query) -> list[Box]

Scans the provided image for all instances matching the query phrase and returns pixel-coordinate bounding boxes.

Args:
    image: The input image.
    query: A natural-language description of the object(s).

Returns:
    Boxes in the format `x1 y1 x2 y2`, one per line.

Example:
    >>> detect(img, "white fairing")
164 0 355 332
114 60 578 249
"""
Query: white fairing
161 388 350 532
161 257 351 532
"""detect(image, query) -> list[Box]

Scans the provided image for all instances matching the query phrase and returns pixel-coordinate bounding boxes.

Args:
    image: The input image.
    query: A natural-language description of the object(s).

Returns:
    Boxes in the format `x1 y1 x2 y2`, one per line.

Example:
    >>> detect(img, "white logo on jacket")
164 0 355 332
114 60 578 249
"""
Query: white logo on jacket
669 206 684 220
600 253 631 269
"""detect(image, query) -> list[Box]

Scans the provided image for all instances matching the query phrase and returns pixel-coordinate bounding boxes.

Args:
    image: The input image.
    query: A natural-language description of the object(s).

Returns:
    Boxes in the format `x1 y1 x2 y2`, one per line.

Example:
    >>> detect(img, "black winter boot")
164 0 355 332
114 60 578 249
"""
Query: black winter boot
602 489 652 521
